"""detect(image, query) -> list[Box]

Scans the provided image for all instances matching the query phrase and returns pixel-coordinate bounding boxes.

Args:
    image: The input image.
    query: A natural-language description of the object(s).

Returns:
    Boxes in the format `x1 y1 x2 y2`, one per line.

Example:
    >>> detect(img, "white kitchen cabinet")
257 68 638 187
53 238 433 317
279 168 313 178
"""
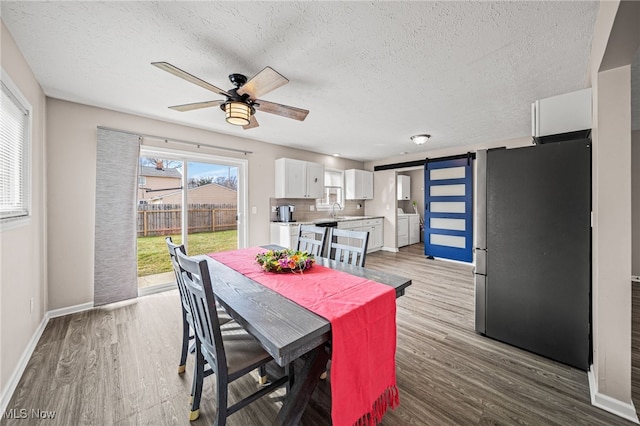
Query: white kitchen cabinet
345 169 374 200
408 214 421 245
397 175 411 200
362 218 383 252
305 162 325 199
337 220 363 248
275 158 324 199
337 218 383 253
270 223 300 249
397 215 409 247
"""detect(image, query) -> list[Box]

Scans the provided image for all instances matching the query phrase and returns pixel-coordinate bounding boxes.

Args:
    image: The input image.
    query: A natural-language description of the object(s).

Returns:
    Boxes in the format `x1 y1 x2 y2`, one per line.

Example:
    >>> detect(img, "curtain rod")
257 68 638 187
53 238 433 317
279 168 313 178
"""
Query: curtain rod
97 126 253 155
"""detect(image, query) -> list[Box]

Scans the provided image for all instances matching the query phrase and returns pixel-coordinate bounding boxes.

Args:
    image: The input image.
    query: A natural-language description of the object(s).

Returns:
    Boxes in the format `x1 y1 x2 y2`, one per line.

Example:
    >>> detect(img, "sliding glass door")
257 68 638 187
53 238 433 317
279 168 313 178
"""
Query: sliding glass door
185 161 239 256
136 148 246 290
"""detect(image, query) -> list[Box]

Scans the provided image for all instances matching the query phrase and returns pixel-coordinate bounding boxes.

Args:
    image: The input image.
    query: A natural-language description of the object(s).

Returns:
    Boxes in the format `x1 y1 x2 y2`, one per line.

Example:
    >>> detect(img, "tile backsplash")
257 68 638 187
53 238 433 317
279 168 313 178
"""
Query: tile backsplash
270 198 364 222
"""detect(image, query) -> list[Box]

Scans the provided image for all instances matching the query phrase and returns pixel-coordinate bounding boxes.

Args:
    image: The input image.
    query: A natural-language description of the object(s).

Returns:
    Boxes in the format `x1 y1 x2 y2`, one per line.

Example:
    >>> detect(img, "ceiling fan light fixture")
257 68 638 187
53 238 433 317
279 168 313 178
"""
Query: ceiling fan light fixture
411 134 431 145
225 101 252 126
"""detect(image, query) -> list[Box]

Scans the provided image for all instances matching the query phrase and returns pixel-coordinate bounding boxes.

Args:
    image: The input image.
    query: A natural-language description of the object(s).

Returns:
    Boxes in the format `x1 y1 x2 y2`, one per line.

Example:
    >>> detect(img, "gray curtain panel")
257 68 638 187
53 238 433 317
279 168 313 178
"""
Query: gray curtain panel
94 128 141 306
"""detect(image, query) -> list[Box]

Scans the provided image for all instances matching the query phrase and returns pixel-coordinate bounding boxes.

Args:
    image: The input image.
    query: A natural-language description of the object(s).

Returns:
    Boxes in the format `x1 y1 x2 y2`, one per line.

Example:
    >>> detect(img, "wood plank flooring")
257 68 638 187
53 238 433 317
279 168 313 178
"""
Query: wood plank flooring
2 243 636 425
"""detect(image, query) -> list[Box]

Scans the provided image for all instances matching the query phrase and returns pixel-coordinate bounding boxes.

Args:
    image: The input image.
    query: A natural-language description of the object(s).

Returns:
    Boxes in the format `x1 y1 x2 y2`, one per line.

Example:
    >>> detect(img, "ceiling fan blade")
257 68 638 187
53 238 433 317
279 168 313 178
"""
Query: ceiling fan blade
152 62 230 97
168 100 225 112
243 115 259 130
255 99 309 121
237 67 288 99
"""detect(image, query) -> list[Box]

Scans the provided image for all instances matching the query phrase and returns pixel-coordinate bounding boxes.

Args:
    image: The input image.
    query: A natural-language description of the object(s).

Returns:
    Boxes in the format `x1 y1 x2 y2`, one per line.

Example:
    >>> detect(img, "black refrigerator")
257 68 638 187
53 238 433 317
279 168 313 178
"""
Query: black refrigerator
474 139 591 371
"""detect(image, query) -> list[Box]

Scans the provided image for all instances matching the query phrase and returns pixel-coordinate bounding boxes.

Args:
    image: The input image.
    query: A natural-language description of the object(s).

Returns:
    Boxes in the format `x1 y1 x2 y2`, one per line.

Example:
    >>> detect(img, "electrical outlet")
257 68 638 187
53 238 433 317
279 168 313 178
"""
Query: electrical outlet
310 205 315 211
251 206 257 214
271 206 277 213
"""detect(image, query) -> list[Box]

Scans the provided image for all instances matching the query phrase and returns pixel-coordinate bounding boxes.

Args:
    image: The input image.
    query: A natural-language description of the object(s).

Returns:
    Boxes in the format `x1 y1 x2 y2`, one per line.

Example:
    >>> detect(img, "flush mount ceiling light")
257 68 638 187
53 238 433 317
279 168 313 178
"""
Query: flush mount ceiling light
411 134 431 145
224 101 253 126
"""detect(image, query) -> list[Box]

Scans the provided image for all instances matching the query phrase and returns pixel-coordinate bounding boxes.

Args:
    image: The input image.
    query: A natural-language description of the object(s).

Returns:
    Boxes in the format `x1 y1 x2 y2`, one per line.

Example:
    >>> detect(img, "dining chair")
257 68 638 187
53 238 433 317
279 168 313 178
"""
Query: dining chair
327 228 369 267
165 237 234 374
296 224 328 257
175 250 293 424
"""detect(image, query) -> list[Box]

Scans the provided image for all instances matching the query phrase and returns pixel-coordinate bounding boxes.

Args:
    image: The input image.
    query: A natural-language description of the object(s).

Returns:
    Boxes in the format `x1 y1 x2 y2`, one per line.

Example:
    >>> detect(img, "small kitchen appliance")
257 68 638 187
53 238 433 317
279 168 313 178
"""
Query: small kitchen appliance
277 204 295 222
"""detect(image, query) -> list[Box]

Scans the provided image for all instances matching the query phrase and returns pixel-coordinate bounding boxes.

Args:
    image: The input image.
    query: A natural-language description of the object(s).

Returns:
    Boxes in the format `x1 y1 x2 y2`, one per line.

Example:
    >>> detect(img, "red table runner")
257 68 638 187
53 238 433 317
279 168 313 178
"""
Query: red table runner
210 248 399 426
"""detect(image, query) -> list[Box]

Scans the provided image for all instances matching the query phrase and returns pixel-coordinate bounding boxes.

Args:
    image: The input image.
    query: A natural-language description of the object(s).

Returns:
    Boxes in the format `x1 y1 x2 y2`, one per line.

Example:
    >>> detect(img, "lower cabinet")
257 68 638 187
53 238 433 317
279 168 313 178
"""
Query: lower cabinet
270 223 299 249
271 219 384 253
337 218 383 253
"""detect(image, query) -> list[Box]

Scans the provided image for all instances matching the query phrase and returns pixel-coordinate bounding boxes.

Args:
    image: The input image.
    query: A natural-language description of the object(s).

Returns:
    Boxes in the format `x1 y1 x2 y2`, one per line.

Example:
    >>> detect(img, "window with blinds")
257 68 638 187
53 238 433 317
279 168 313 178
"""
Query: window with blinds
0 77 31 221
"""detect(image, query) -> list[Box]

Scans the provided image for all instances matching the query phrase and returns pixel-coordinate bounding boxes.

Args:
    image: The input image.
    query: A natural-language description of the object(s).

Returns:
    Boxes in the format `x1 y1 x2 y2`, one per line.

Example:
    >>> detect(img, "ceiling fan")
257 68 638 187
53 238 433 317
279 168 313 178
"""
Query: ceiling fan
151 62 309 130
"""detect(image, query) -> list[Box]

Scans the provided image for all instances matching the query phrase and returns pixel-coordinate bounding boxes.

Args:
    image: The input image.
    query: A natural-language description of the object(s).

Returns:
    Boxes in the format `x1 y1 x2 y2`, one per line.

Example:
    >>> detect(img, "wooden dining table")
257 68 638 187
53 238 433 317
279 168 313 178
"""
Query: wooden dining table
197 246 412 425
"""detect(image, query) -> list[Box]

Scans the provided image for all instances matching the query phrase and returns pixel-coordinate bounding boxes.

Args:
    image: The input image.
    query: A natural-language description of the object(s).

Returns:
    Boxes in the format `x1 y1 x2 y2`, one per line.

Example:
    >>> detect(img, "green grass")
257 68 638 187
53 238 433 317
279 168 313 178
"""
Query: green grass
137 230 238 277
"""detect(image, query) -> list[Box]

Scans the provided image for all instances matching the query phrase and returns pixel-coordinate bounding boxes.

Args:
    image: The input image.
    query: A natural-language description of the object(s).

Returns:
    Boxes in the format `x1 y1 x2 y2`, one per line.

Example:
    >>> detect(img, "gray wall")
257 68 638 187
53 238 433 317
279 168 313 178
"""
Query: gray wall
46 98 364 310
1 21 47 403
633 130 640 277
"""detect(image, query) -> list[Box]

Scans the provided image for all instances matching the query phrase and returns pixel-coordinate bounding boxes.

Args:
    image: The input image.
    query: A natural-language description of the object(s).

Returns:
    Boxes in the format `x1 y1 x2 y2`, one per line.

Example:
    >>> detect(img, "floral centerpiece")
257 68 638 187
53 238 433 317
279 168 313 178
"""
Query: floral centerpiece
255 249 315 273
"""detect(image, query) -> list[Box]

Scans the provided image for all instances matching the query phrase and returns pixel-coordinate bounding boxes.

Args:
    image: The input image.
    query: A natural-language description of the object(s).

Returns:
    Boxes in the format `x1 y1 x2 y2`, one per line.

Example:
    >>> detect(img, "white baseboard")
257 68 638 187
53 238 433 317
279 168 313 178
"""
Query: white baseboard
381 246 399 253
588 366 640 424
47 301 94 319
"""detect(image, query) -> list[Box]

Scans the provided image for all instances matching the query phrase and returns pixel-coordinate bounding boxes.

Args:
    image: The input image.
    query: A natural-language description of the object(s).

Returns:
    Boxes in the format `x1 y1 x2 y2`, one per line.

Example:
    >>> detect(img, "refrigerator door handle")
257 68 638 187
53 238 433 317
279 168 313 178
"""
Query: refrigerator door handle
475 248 487 276
474 273 486 334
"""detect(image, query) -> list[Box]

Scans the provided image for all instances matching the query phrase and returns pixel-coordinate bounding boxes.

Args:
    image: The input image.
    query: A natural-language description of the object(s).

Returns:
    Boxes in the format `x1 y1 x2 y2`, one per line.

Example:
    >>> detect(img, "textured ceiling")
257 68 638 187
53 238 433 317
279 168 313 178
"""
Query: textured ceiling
1 1 607 161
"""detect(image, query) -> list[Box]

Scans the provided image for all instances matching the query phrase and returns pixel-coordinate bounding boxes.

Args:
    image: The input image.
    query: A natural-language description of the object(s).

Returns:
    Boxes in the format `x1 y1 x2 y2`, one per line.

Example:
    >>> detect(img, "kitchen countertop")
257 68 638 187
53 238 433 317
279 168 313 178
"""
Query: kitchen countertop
271 216 383 226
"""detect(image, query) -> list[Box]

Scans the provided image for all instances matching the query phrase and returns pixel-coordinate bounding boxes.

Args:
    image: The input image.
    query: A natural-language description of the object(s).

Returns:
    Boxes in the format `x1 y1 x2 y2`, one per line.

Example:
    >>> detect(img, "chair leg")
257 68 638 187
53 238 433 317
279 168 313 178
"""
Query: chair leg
190 345 205 421
178 309 189 374
320 343 331 379
258 365 268 385
215 372 228 426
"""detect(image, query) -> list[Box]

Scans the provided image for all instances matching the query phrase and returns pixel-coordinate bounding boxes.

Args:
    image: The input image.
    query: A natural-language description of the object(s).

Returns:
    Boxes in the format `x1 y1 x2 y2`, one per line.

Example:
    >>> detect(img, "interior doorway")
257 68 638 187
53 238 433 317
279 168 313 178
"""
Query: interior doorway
136 147 247 291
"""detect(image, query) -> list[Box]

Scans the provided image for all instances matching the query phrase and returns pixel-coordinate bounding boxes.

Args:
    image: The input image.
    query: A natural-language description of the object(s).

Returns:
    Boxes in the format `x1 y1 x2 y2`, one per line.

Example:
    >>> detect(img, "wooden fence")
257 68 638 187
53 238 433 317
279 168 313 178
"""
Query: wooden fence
137 203 237 237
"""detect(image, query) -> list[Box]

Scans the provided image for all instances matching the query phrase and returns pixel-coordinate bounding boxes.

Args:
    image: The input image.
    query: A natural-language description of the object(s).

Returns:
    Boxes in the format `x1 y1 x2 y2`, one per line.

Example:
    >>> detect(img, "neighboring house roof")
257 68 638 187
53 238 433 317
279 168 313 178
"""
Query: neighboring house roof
140 165 182 178
150 182 237 202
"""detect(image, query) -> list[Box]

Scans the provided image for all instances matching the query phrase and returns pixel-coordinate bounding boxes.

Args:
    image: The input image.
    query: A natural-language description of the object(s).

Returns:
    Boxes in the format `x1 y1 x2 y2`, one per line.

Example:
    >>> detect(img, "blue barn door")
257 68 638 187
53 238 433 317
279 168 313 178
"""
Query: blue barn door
424 157 473 262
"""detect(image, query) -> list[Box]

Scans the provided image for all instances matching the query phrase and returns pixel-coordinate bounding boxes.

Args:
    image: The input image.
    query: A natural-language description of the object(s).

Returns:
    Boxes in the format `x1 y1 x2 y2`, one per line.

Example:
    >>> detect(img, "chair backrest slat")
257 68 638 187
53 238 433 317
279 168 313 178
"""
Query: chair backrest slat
175 251 226 370
296 225 328 257
166 237 191 313
327 228 369 267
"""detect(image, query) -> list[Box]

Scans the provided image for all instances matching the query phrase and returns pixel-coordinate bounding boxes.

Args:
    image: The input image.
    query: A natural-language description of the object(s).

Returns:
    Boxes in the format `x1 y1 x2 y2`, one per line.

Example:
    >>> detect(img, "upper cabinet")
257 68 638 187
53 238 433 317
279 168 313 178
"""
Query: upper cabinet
275 158 324 199
345 169 374 200
397 175 411 200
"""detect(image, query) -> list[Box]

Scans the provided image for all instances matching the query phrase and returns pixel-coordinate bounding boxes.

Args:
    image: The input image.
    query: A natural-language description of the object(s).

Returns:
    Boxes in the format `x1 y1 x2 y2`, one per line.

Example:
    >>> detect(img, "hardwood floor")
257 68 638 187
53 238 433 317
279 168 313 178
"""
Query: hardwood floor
2 244 635 425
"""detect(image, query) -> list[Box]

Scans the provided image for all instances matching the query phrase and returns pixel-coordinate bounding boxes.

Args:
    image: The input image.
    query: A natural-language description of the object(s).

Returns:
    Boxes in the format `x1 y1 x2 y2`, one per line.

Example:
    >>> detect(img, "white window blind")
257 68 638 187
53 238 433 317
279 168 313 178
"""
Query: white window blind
0 79 30 220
